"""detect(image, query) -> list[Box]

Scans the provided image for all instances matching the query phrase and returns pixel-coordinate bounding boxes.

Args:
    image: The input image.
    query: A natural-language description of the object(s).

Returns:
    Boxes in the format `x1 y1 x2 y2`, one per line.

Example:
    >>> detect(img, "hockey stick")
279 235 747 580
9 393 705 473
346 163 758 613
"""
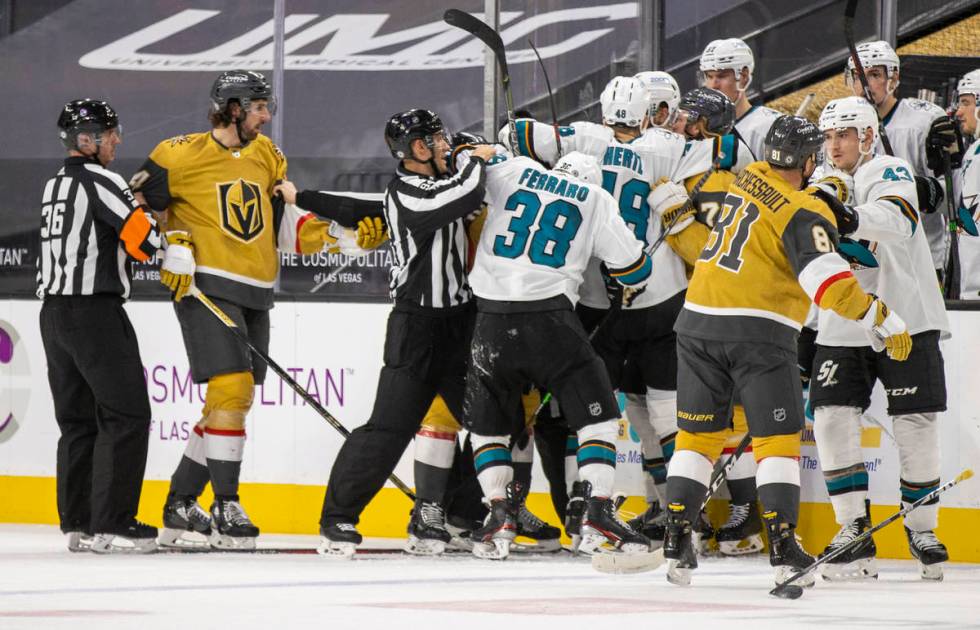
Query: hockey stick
795 93 815 117
843 0 894 156
445 9 518 153
187 286 417 502
592 432 753 574
941 149 961 298
770 468 974 599
528 39 563 163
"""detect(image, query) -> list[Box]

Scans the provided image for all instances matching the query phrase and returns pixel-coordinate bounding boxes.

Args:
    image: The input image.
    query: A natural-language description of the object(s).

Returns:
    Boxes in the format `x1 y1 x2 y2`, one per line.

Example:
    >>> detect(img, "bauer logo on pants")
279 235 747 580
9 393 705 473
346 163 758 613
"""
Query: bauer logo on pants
217 179 265 242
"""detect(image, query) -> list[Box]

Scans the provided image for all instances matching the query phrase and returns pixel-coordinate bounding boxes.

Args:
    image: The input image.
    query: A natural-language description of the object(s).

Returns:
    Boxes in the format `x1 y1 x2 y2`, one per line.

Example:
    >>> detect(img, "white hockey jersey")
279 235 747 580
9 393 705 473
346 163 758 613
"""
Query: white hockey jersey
878 97 949 270
734 104 783 161
956 138 980 299
469 154 646 305
816 154 950 346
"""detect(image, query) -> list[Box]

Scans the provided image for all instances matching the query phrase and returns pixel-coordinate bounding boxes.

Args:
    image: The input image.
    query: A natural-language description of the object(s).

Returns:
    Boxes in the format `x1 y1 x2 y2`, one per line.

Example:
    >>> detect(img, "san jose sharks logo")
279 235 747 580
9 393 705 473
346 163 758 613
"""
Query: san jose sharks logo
217 179 265 242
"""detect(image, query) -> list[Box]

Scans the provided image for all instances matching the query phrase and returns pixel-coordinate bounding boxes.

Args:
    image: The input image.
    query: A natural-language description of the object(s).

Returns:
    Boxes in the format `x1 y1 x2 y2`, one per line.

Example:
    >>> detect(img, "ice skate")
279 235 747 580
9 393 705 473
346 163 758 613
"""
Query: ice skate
580 491 651 556
66 531 93 552
90 520 158 554
764 511 815 588
693 509 715 555
158 494 213 549
471 482 521 560
514 502 561 552
820 501 877 580
716 502 764 556
445 514 481 551
564 481 588 553
318 522 362 559
663 504 698 586
905 526 948 581
405 500 451 556
627 501 666 549
209 498 259 550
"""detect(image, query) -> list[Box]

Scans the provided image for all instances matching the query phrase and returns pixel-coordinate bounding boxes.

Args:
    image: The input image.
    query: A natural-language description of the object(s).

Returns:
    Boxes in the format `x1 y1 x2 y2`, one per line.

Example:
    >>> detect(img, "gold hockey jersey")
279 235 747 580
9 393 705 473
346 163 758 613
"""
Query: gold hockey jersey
133 132 328 309
675 161 874 350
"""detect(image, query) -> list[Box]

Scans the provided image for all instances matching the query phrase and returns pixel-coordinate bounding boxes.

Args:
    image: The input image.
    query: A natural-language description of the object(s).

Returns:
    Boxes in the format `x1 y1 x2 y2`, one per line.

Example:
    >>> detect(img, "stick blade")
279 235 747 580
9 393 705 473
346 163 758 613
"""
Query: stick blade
770 584 804 600
591 548 665 574
959 468 974 482
443 8 507 64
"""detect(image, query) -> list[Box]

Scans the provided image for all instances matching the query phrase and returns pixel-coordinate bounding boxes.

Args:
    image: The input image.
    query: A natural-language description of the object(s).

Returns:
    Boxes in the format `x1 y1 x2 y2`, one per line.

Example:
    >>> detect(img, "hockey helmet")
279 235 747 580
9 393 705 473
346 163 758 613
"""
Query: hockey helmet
678 88 735 137
385 109 446 160
957 68 980 136
553 151 602 185
699 38 755 91
57 99 120 150
845 41 900 89
634 71 681 124
764 115 823 169
819 96 879 149
210 70 276 115
600 76 650 128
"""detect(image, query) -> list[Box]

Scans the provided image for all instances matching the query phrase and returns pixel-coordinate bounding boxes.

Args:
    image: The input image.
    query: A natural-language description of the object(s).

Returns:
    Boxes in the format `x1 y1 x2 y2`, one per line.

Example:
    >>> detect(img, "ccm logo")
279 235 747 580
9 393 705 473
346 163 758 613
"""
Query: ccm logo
885 387 918 396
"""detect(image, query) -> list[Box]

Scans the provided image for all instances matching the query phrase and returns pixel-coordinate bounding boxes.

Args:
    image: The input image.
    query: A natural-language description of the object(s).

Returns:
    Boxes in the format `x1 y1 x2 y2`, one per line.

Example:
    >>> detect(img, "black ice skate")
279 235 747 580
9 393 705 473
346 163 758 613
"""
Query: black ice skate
580 490 651 556
91 520 158 554
820 500 877 580
66 531 93 552
405 500 452 556
715 502 763 556
445 513 482 551
318 522 363 559
209 498 259 550
471 482 521 560
905 526 948 581
663 503 698 586
693 510 715 555
763 511 815 588
159 494 213 549
627 501 666 548
514 502 562 552
564 481 588 552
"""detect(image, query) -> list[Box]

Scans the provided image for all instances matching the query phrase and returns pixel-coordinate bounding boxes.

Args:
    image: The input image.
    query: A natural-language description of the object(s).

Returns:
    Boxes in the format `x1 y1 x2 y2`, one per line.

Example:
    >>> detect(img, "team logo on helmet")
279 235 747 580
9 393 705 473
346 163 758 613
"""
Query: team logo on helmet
217 179 265 242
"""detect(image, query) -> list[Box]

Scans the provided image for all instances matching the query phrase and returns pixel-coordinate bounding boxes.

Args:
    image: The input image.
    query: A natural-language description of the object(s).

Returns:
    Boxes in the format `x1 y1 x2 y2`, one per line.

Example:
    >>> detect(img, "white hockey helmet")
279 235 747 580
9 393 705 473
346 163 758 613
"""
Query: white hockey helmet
698 38 755 92
957 68 980 137
819 97 879 163
553 151 602 185
634 71 681 125
600 76 650 128
845 40 900 88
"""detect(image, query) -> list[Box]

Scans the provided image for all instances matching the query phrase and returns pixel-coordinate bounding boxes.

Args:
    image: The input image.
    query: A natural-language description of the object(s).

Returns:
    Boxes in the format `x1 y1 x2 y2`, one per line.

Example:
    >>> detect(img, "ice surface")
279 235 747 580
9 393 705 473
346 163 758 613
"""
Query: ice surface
0 524 976 630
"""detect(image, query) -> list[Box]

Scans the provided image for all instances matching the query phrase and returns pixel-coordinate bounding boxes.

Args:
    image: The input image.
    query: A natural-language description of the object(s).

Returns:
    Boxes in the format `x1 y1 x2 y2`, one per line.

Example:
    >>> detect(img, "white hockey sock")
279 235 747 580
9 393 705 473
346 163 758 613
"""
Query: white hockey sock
414 427 456 503
471 434 513 501
564 431 579 495
577 420 618 498
814 405 867 524
626 393 666 504
893 413 941 531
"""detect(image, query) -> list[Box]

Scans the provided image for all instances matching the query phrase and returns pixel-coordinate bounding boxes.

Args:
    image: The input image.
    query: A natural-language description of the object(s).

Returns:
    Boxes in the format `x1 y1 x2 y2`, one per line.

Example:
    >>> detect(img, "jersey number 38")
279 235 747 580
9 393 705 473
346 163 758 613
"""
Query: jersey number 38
493 189 583 268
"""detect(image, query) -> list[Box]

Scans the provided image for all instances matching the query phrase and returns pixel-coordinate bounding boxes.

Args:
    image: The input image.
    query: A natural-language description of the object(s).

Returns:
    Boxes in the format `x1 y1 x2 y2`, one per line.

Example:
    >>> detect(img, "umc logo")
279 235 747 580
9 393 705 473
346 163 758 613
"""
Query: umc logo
0 321 30 444
217 179 265 242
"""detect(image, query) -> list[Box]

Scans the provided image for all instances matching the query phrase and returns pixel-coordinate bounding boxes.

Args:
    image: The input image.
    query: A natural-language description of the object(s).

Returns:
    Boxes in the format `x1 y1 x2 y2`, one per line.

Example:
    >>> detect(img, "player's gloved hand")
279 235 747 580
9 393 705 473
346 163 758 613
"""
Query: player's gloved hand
160 230 195 302
925 115 964 175
650 179 694 234
811 187 859 237
356 216 386 250
859 295 912 361
622 284 647 307
808 172 854 204
599 262 624 307
914 175 944 214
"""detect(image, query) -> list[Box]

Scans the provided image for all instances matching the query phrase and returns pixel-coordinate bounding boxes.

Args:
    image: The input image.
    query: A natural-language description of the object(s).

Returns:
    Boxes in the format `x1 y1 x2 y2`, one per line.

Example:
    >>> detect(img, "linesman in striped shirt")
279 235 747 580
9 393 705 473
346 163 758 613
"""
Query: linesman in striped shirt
38 100 167 553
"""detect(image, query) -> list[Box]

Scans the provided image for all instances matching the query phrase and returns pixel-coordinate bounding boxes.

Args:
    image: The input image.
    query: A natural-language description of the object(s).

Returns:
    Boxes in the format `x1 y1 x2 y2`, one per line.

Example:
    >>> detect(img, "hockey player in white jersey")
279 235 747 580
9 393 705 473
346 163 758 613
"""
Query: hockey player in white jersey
698 37 783 160
954 69 980 299
810 96 951 581
845 40 962 276
635 71 681 129
461 150 653 559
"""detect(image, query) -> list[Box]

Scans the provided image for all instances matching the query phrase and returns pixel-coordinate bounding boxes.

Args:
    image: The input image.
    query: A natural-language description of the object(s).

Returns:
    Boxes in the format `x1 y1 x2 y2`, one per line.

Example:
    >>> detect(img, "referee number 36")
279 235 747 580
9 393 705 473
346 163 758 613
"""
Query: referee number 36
40 202 67 238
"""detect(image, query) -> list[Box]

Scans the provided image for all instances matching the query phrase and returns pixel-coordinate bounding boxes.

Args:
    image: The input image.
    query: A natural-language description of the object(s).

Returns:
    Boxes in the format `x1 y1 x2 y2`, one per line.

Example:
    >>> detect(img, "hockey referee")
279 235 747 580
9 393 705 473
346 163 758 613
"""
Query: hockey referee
37 100 171 553
317 110 497 556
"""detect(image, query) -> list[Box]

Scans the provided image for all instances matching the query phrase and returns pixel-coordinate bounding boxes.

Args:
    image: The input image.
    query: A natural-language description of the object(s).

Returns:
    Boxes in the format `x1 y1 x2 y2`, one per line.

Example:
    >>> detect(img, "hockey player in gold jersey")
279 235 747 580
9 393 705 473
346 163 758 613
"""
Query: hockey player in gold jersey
656 116 912 590
131 71 383 549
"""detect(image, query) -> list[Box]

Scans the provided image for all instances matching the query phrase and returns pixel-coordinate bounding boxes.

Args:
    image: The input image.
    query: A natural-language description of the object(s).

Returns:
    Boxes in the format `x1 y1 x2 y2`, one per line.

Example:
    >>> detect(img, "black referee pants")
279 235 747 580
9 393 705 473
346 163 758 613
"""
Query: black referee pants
320 303 472 527
40 295 152 534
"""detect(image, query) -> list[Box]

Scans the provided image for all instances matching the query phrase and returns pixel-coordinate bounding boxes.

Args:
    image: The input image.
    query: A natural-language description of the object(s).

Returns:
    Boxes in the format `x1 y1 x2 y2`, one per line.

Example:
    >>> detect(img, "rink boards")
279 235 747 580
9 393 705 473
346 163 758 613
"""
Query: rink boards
0 299 977 560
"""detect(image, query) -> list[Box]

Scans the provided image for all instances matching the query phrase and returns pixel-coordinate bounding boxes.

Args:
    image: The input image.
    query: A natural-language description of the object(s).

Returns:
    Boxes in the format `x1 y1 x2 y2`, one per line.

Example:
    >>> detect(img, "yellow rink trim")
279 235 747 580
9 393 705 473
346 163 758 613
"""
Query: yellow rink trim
1 475 977 562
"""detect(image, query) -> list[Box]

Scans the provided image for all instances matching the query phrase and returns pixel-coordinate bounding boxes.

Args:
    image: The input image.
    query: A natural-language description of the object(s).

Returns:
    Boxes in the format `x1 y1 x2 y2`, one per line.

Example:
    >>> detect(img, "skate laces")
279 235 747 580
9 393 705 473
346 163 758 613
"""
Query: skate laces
222 501 251 526
419 502 447 528
722 503 751 530
518 504 545 529
829 520 862 548
909 529 943 551
337 523 358 532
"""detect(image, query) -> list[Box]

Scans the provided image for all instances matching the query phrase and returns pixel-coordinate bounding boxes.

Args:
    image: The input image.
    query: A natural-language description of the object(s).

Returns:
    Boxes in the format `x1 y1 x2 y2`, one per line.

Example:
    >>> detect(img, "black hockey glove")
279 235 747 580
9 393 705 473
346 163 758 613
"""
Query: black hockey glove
811 188 859 237
914 175 944 214
599 262 624 307
925 115 964 176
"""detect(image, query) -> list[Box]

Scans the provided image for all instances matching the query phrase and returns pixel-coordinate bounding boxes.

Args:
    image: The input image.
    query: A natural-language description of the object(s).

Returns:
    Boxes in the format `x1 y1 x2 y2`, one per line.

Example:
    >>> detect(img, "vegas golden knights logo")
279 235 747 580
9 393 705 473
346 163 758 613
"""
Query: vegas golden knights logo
217 179 265 242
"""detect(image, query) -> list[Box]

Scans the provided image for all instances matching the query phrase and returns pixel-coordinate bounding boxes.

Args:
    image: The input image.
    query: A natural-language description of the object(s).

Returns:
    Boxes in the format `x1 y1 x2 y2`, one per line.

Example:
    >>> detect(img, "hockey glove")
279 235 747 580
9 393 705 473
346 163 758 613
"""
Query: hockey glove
859 295 912 361
925 115 964 176
599 262 624 307
650 179 694 234
160 231 195 302
356 216 386 250
622 284 647 308
914 176 944 214
808 173 854 204
811 188 859 237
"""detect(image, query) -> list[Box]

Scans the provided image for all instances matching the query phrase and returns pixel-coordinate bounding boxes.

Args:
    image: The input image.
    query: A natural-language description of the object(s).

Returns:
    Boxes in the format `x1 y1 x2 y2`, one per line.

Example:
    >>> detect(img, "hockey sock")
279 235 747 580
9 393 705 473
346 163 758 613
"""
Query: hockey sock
646 388 678 465
626 393 666 504
726 452 759 505
576 420 618 497
564 431 579 494
414 427 456 503
471 434 513 501
666 449 713 521
813 405 867 524
756 456 801 526
512 429 534 490
169 425 210 497
893 413 941 531
205 428 245 499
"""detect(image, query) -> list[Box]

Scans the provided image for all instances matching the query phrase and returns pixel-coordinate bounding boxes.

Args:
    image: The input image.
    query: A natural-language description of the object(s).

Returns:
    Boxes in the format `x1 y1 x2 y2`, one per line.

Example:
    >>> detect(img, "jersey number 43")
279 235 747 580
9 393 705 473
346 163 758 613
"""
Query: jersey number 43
493 189 583 268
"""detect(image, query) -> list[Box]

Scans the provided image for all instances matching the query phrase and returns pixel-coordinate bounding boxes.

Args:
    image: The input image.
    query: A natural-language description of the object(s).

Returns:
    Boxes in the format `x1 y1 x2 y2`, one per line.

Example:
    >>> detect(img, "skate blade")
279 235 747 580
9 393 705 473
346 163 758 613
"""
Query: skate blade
472 539 511 560
577 533 608 556
666 560 693 586
775 565 815 588
447 536 474 552
158 528 211 549
316 538 356 559
820 557 878 581
919 562 944 581
718 534 764 556
90 534 157 554
66 532 93 553
592 547 665 574
512 537 562 553
209 532 256 550
404 536 447 556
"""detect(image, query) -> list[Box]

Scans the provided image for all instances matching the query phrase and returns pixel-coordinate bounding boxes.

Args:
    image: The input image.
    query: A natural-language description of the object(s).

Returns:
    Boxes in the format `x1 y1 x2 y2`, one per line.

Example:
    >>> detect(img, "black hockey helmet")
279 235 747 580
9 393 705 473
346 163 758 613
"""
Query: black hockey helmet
764 115 823 169
450 130 487 147
57 99 120 150
678 87 735 137
384 109 445 159
210 70 276 114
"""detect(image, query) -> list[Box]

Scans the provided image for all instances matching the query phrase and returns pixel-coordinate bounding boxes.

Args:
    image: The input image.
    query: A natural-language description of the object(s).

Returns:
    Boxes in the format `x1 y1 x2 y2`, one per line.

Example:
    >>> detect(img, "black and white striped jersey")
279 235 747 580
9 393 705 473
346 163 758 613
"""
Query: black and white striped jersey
36 156 161 299
383 158 486 309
